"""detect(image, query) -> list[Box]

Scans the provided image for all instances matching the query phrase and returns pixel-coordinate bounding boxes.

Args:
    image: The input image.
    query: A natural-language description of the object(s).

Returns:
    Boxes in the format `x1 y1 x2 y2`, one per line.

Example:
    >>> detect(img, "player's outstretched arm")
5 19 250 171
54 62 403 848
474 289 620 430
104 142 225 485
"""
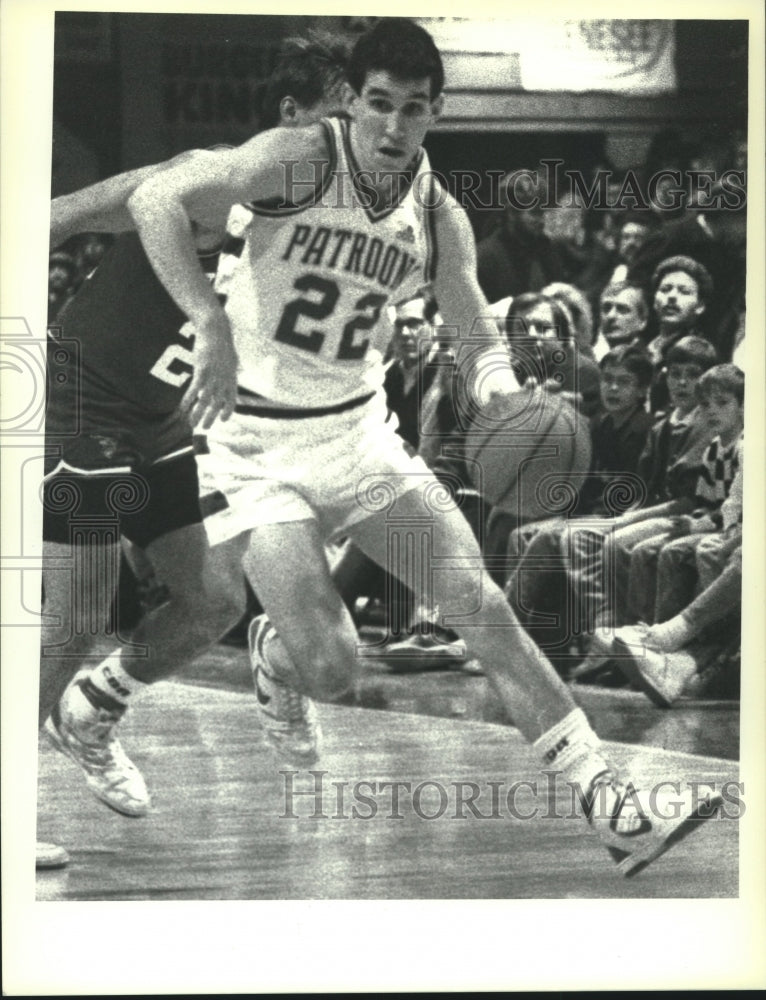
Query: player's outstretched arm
127 125 330 428
50 150 205 249
430 194 520 403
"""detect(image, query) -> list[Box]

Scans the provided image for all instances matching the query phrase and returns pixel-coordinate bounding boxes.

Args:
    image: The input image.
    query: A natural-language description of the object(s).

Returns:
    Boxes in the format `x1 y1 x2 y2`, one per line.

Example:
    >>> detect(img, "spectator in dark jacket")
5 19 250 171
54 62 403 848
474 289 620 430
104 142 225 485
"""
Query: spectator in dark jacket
476 170 573 303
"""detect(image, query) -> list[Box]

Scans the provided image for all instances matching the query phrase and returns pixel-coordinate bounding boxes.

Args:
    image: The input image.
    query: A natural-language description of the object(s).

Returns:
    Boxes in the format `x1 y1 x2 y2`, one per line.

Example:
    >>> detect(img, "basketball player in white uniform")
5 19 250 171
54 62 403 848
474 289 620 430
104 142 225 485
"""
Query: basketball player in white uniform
127 19 722 876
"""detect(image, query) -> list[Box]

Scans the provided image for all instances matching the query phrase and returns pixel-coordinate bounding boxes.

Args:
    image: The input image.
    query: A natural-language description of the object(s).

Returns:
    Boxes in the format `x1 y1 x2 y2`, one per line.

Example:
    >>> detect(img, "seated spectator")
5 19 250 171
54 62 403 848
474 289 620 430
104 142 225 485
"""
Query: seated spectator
383 293 440 454
48 251 78 323
592 281 650 361
647 254 712 363
647 254 714 411
609 462 743 706
581 344 656 513
476 170 574 304
578 210 659 310
502 345 654 656
615 211 658 274
620 363 743 627
506 291 572 344
561 336 719 646
542 281 595 358
505 292 601 415
481 292 605 582
627 179 747 362
637 336 719 505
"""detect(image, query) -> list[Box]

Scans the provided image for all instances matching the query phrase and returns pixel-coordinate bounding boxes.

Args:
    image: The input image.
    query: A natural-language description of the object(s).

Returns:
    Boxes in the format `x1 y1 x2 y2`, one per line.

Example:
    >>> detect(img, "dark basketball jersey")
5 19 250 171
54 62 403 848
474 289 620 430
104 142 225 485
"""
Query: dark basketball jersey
55 231 219 413
46 232 218 470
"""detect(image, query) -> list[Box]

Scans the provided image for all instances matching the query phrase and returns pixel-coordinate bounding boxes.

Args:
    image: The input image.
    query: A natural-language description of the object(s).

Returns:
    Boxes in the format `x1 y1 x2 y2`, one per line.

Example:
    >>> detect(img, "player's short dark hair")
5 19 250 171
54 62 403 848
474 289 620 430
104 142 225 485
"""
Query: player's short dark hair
696 363 745 405
347 18 444 99
666 335 718 372
599 343 654 389
651 254 714 304
260 31 350 130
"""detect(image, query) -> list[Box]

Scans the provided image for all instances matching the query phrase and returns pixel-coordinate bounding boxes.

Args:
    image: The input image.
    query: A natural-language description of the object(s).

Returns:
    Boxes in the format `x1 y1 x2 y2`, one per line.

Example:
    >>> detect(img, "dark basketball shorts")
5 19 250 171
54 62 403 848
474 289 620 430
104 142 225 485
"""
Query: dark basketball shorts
44 367 201 547
43 448 202 549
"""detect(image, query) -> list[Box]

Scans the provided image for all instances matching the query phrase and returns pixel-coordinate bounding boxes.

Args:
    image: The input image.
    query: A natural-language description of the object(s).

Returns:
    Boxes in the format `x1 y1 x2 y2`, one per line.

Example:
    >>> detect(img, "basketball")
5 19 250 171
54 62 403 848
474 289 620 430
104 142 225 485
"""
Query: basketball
463 388 591 520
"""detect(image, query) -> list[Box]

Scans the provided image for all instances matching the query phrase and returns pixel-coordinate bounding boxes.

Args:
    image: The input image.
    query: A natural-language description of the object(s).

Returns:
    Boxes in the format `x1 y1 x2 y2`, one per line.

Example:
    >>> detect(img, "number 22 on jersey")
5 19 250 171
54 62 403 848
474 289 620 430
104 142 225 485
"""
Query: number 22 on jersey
275 274 387 361
150 271 387 388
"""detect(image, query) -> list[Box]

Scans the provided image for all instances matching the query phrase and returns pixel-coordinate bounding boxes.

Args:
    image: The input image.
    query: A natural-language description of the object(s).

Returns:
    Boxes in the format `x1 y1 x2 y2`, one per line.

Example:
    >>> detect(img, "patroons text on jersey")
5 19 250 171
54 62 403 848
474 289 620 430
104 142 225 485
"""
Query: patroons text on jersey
281 224 421 293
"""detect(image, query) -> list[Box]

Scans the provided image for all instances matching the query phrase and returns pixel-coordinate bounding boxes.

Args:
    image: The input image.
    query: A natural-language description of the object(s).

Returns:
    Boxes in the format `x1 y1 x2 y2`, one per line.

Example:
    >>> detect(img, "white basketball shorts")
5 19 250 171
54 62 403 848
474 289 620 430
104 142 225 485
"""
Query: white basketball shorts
197 390 436 546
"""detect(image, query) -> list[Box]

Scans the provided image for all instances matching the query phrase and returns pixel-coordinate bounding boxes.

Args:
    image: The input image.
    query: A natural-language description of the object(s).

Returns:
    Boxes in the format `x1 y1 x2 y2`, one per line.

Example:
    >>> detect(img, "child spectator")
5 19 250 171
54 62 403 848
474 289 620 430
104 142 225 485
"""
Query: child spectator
610 459 743 706
566 335 719 650
502 344 654 661
623 364 744 626
580 344 655 513
637 336 719 506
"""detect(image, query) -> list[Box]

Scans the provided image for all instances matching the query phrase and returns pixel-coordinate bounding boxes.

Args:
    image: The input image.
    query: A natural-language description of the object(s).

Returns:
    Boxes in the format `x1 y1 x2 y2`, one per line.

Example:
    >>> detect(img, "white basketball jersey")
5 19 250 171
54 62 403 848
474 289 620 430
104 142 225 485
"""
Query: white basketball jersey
215 117 439 408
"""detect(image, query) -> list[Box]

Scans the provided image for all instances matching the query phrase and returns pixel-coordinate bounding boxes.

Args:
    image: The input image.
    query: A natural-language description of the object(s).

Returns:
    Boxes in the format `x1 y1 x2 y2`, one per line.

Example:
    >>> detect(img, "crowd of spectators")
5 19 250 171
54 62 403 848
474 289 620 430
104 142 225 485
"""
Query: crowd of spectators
371 129 747 702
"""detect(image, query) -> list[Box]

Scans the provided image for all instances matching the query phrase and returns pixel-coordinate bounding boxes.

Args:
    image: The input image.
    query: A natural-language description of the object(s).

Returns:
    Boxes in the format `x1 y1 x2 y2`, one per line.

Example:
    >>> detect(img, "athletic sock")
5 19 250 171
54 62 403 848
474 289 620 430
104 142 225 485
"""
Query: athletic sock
645 614 694 652
86 651 149 707
533 707 613 798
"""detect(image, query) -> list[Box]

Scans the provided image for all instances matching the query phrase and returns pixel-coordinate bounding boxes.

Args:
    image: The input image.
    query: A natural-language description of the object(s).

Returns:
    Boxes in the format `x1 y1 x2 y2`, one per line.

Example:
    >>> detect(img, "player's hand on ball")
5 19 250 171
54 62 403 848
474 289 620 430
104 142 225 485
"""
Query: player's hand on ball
181 316 239 429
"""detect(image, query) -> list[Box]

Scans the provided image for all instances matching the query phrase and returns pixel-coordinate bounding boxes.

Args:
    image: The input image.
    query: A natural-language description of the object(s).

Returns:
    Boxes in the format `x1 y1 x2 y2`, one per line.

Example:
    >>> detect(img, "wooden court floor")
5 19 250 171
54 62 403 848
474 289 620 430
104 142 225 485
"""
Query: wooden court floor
36 646 739 900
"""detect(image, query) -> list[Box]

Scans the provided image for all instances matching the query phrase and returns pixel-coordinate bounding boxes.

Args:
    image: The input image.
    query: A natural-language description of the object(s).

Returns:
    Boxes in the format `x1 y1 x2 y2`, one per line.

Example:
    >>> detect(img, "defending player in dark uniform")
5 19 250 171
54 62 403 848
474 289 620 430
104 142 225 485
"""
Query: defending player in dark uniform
38 34 350 868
